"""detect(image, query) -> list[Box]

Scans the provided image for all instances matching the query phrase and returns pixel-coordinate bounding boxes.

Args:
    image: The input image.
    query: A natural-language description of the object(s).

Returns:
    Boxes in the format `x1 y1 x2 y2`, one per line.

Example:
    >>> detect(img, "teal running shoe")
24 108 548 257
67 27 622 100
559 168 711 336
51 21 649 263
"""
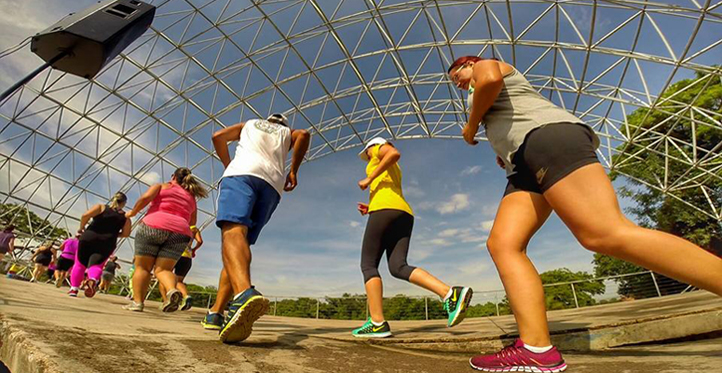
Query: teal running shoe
444 286 473 327
201 312 224 330
219 286 269 343
352 318 392 338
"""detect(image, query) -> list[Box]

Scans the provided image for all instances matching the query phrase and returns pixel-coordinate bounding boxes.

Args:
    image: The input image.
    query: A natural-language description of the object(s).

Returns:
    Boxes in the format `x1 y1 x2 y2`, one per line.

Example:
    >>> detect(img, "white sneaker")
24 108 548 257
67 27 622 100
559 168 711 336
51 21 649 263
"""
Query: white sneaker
122 301 144 312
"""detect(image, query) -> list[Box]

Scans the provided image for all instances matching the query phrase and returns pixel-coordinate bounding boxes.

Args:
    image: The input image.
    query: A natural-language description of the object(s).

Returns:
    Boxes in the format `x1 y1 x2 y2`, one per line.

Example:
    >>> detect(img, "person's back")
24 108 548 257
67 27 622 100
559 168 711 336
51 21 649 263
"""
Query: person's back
85 206 126 238
223 118 292 196
0 230 14 251
60 238 79 260
143 183 196 237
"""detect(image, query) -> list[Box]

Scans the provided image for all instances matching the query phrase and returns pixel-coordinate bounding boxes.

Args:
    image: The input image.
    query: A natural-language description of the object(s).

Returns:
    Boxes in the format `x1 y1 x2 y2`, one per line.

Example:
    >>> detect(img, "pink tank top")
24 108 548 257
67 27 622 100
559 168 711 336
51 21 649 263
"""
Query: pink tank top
142 183 196 237
60 238 78 260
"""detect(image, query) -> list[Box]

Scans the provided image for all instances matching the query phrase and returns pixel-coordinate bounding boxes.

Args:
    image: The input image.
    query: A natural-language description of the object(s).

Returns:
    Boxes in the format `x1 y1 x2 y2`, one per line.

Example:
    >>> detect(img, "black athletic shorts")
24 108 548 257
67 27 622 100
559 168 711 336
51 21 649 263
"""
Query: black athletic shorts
174 256 192 277
504 122 599 196
56 257 74 271
34 254 52 267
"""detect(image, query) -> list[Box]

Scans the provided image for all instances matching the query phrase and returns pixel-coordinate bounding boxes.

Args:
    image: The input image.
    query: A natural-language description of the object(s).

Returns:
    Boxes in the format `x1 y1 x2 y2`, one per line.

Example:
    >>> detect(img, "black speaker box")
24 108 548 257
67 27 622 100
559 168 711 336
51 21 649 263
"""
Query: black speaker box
30 0 156 79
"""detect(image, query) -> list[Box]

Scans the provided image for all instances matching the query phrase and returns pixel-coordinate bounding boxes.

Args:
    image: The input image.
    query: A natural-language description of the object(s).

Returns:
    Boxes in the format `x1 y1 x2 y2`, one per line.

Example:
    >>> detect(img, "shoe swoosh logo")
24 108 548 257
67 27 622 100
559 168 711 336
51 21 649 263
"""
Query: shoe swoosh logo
372 326 384 332
452 290 458 302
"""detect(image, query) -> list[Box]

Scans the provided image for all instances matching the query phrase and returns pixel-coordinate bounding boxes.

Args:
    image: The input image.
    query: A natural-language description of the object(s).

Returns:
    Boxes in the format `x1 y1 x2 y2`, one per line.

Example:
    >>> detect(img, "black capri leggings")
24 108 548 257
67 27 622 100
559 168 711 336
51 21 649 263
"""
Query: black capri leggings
78 232 116 268
361 209 417 283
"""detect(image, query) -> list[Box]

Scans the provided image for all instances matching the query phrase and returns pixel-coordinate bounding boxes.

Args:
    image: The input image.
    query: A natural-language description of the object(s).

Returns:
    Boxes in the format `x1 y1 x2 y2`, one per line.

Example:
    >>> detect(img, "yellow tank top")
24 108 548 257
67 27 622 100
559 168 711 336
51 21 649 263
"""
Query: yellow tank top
366 145 414 216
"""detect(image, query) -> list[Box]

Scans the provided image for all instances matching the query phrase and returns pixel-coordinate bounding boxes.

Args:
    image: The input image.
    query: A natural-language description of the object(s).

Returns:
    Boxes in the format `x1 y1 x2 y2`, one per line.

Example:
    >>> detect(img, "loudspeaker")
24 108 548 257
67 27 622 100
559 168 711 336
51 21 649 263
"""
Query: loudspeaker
30 0 156 79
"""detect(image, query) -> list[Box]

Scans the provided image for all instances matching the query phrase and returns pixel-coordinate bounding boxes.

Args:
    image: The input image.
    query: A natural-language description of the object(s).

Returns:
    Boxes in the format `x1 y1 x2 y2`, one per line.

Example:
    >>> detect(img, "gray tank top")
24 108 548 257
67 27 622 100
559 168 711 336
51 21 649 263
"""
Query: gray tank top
468 68 599 176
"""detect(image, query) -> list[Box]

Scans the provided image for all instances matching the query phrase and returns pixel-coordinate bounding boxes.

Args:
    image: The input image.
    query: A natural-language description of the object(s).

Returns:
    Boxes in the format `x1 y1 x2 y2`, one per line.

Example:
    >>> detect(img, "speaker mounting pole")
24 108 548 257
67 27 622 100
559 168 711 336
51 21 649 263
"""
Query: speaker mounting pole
0 51 68 103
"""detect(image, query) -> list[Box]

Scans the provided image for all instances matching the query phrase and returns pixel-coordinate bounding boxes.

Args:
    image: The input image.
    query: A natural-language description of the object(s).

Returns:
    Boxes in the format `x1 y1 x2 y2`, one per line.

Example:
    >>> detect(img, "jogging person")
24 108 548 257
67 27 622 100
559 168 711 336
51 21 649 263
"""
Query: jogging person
202 113 309 343
100 256 121 293
30 241 56 283
447 56 722 372
123 167 207 312
55 235 78 287
159 226 203 311
352 137 473 338
69 192 131 298
0 225 15 266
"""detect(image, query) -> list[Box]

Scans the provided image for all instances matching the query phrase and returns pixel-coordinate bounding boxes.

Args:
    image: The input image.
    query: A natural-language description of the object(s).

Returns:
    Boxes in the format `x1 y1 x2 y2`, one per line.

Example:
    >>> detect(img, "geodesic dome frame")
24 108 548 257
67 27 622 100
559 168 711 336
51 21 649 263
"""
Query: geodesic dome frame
1 0 721 256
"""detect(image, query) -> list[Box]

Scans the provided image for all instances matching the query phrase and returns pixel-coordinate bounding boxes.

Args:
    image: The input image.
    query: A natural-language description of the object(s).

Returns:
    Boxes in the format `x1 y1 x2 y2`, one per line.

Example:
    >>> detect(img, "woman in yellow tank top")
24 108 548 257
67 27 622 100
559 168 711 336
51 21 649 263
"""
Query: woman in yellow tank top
352 137 474 338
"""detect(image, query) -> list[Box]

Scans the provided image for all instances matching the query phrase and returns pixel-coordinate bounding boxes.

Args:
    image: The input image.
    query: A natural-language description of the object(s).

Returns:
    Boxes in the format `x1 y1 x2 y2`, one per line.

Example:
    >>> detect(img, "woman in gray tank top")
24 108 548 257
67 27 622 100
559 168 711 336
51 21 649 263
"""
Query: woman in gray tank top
448 56 722 372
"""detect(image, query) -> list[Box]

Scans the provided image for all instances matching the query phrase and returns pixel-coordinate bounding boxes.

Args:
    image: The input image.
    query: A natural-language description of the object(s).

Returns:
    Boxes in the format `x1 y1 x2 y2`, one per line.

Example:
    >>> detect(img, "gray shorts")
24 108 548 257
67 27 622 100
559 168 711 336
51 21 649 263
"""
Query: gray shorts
102 272 115 283
134 224 191 261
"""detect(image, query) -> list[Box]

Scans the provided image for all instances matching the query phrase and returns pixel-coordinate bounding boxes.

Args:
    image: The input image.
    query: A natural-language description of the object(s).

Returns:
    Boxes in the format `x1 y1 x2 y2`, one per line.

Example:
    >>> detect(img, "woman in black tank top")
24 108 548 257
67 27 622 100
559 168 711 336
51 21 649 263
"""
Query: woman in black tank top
68 192 132 298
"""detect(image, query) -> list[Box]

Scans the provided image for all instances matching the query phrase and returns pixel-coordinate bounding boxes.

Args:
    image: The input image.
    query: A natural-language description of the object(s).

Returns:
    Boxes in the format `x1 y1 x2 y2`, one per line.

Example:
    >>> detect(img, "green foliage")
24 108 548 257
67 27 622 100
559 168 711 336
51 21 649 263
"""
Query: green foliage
539 268 605 310
610 71 722 248
0 203 71 240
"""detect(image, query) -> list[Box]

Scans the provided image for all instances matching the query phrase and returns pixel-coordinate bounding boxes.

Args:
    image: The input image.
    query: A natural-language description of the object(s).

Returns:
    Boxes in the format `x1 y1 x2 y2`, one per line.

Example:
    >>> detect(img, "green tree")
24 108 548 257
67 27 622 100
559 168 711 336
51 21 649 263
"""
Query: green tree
539 268 605 310
0 203 71 240
597 71 722 298
610 70 722 247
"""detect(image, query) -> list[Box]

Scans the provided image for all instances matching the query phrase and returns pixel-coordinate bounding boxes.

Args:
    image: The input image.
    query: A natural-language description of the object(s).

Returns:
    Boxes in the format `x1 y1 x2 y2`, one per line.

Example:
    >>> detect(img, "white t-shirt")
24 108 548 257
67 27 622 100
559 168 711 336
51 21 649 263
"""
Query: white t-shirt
222 119 292 196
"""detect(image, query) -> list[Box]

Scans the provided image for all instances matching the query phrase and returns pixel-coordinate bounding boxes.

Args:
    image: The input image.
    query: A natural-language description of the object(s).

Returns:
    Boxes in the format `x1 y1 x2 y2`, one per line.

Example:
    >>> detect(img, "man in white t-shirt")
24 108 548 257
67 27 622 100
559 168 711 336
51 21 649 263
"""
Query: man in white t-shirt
203 113 310 343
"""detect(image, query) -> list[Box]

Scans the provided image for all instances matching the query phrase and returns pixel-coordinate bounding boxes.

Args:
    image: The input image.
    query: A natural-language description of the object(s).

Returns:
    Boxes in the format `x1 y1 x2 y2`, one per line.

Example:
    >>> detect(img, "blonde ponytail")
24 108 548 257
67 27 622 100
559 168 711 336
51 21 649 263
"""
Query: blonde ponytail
109 192 128 209
173 167 208 199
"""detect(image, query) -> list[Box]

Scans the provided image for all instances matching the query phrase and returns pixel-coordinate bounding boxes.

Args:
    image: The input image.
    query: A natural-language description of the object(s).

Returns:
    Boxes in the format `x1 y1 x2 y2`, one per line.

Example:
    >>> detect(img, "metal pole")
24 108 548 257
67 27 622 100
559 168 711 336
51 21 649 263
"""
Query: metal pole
495 302 500 316
365 299 369 320
571 283 579 308
0 52 67 103
207 293 213 309
273 297 277 316
316 298 320 319
424 297 429 320
650 272 662 297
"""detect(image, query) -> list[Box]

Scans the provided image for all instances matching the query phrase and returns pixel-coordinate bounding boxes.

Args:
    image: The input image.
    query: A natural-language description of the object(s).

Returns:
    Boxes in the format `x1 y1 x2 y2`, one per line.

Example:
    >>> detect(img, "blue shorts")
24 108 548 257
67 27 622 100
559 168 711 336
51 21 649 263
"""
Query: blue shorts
216 175 281 245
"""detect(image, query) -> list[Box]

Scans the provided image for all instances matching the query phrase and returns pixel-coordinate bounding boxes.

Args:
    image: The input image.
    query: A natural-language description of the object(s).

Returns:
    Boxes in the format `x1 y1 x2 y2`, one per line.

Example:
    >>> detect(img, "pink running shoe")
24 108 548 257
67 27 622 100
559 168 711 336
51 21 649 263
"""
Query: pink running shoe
84 279 97 298
469 339 567 372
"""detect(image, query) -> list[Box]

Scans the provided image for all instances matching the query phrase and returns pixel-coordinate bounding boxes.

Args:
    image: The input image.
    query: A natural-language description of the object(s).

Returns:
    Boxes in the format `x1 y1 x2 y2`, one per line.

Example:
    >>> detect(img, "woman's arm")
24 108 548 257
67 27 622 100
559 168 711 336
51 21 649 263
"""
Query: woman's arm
212 123 244 168
119 217 132 238
192 228 203 255
79 204 104 233
358 144 401 190
126 184 162 218
463 60 505 145
8 237 14 252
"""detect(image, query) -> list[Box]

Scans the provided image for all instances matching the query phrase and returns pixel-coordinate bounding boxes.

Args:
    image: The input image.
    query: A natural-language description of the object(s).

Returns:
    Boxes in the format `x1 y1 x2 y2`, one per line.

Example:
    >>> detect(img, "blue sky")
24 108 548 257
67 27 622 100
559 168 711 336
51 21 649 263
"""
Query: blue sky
1 0 720 298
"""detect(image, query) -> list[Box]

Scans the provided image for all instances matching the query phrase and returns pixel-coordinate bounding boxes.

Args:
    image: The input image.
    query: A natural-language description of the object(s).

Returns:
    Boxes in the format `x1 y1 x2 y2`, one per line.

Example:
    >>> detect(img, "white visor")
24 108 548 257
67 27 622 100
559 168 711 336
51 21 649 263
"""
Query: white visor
358 137 388 161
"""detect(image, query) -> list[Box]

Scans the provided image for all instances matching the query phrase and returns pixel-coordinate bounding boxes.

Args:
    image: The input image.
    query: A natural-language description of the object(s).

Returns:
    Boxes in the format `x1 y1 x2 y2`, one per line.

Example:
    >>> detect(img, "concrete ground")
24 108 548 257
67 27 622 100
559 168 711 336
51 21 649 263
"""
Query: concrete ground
0 277 720 373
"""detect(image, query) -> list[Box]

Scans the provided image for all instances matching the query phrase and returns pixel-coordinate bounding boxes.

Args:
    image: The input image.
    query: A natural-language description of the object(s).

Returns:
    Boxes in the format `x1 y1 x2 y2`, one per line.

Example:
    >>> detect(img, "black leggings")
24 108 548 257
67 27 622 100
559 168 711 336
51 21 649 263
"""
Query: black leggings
361 209 416 283
77 233 116 268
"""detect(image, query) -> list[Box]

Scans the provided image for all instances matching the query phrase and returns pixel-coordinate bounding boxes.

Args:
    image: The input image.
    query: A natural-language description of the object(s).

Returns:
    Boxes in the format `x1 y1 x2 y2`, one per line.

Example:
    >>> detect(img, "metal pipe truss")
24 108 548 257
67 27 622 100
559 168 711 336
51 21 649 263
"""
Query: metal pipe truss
1 0 721 252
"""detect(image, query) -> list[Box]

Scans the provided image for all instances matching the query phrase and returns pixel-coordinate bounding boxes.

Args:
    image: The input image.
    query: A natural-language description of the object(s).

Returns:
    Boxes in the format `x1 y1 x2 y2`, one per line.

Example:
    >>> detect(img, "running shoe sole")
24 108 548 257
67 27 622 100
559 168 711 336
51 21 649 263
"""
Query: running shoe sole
181 297 193 311
469 359 567 372
84 281 97 298
448 287 473 328
200 320 222 330
352 332 392 338
219 296 269 344
161 290 183 312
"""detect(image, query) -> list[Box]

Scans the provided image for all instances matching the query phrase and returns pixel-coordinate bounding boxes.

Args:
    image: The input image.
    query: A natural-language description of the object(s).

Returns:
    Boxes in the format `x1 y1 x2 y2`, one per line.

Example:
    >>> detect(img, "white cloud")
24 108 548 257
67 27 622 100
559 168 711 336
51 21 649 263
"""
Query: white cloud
139 171 161 185
437 193 471 215
348 220 361 228
429 238 452 246
438 228 460 237
461 165 482 176
480 219 494 232
404 185 425 198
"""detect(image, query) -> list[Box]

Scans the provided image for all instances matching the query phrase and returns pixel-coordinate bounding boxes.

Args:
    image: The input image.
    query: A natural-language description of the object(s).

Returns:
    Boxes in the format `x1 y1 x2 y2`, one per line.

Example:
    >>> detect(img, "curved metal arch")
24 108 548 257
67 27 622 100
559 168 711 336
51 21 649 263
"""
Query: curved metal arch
1 0 721 254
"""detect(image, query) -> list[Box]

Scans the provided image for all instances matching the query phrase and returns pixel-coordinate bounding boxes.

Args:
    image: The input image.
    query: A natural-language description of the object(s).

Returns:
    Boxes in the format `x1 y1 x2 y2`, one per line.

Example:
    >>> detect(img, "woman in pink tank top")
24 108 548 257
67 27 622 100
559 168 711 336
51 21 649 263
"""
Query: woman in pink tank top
123 167 208 312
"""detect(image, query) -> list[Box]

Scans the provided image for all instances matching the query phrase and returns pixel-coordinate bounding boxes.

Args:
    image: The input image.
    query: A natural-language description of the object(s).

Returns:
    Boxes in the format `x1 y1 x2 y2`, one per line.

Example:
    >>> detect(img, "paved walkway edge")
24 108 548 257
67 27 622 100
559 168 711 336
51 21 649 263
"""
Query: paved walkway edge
316 307 722 353
1 318 59 373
